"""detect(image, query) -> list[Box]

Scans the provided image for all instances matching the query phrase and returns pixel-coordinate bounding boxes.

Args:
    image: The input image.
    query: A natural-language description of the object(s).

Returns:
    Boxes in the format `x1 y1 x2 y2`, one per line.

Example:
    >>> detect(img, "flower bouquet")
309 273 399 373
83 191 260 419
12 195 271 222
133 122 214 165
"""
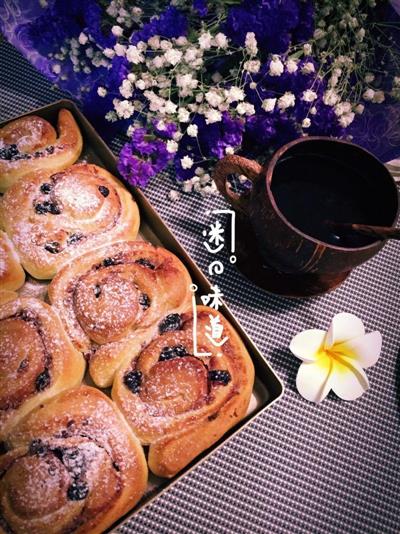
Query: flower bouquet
1 0 400 196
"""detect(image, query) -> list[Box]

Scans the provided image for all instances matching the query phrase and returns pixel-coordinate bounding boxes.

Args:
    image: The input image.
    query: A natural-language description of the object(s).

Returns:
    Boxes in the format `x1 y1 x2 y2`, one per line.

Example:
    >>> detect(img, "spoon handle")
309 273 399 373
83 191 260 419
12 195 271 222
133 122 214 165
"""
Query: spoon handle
330 223 400 241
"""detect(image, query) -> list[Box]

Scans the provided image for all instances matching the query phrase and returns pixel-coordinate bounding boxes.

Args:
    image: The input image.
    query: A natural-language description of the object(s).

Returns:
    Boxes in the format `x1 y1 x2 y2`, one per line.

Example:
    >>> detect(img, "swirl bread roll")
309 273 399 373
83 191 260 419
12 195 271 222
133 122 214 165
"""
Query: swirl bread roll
0 297 85 440
113 305 255 478
0 163 140 279
0 386 148 534
0 109 83 192
48 241 192 387
0 231 25 291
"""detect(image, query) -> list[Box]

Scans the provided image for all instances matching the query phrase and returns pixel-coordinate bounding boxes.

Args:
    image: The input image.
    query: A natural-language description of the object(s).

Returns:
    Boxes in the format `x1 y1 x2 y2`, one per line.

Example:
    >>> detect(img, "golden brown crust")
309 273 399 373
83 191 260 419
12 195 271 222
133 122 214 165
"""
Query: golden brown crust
0 386 148 534
0 231 25 291
48 240 192 387
0 297 85 440
0 163 140 279
112 305 255 477
0 109 83 192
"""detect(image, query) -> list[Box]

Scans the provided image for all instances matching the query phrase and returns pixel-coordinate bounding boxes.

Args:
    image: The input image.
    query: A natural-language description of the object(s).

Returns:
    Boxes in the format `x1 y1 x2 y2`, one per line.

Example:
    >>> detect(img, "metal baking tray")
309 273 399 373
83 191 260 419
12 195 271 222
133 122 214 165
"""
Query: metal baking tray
0 99 284 531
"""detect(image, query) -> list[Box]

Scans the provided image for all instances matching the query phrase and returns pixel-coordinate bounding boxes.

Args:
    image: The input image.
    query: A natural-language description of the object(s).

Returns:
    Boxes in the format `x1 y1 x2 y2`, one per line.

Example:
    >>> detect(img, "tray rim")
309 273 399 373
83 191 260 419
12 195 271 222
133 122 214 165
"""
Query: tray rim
0 98 284 532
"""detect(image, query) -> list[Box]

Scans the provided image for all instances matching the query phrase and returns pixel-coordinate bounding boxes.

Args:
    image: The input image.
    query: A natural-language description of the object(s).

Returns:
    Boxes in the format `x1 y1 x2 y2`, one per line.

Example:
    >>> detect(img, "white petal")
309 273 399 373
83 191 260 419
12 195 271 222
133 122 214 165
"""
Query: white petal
325 312 365 348
334 331 382 369
296 356 333 403
330 356 369 401
289 329 326 362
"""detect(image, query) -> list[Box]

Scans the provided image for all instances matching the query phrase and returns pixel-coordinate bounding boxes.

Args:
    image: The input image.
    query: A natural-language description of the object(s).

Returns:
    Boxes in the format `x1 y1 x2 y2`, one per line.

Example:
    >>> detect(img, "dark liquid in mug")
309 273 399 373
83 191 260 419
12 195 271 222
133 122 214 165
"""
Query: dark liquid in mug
271 153 377 247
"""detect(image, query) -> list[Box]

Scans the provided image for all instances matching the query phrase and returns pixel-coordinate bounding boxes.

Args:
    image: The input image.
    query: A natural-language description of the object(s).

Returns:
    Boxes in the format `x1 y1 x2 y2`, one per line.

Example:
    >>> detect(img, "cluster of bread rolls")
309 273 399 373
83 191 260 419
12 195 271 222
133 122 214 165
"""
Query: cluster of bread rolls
0 110 254 533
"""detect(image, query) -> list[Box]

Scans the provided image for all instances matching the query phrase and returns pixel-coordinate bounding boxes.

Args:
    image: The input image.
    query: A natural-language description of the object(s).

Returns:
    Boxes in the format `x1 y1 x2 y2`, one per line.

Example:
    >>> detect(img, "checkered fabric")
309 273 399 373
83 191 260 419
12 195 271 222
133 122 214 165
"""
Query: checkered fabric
1 38 400 534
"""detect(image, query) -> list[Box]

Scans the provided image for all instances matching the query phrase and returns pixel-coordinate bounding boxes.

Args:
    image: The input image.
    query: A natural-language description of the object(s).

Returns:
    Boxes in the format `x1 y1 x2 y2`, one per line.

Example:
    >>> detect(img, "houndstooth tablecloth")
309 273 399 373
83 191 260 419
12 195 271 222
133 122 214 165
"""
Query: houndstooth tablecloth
2 38 400 534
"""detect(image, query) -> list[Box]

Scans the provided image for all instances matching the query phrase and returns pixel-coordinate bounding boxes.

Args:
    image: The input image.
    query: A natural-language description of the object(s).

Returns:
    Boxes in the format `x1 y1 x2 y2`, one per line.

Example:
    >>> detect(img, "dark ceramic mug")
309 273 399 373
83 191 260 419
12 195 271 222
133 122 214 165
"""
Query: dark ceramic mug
213 137 399 297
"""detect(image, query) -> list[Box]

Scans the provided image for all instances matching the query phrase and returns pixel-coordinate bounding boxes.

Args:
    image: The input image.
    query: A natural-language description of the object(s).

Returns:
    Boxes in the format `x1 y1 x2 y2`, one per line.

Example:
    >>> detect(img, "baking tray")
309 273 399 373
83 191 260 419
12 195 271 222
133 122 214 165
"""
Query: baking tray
0 99 284 531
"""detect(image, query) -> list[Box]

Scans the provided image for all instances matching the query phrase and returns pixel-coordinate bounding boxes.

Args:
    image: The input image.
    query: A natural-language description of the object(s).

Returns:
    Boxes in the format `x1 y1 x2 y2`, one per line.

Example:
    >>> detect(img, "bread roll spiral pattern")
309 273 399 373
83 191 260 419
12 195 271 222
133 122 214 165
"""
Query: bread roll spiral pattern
0 297 85 440
0 231 25 291
0 109 82 192
0 163 140 279
113 305 255 477
48 241 192 387
0 386 148 534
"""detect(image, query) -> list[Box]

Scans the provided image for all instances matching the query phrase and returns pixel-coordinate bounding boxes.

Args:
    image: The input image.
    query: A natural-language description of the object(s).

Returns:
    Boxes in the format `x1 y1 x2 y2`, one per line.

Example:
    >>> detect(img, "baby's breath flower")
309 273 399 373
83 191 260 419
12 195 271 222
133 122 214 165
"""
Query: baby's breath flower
245 32 258 56
214 32 229 49
301 62 315 75
244 60 261 73
114 43 126 57
78 32 88 45
97 86 107 97
119 79 133 98
363 88 375 101
181 155 194 169
286 59 298 73
262 98 276 112
339 112 355 127
198 32 213 50
302 89 318 102
204 109 222 124
278 92 295 110
269 55 284 77
111 25 123 37
303 43 312 55
302 118 311 128
323 89 340 106
166 140 178 153
103 48 115 59
178 108 190 122
164 48 183 66
187 124 198 137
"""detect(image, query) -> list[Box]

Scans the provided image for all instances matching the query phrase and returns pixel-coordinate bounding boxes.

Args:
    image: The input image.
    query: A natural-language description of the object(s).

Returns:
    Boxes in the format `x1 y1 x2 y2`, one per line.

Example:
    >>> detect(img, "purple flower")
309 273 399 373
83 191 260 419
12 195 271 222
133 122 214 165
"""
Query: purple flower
130 7 188 44
153 121 178 139
173 112 244 181
193 0 208 17
118 129 170 187
223 0 306 55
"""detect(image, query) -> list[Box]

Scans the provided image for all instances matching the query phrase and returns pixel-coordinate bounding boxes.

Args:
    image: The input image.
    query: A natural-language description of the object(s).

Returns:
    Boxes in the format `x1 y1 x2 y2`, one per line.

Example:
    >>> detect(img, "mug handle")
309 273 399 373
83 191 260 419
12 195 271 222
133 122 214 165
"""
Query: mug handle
212 155 263 215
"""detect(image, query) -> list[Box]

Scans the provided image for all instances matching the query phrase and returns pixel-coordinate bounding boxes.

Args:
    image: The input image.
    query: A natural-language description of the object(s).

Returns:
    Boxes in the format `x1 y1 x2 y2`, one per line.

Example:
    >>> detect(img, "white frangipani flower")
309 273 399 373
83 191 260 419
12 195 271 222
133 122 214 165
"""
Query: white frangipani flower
290 313 382 404
181 155 194 169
